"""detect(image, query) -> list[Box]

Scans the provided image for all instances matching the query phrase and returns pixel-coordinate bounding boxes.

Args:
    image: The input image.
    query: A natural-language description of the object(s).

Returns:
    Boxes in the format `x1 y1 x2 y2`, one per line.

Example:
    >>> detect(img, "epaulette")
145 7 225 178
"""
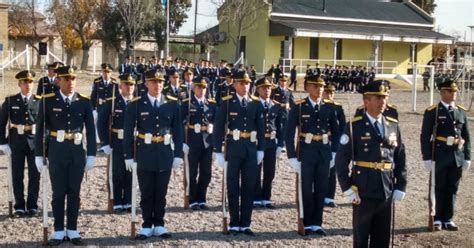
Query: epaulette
250 95 259 101
166 95 178 101
182 98 190 103
426 104 437 111
295 99 305 105
222 95 233 101
357 105 364 110
351 116 363 123
111 77 118 82
386 116 398 123
180 85 187 88
208 98 216 104
287 88 293 91
272 99 282 105
457 105 467 111
387 103 397 109
130 96 141 102
323 99 333 104
333 101 342 106
43 93 55 98
34 95 42 100
106 96 116 102
78 93 90 100
94 77 102 83
163 86 169 90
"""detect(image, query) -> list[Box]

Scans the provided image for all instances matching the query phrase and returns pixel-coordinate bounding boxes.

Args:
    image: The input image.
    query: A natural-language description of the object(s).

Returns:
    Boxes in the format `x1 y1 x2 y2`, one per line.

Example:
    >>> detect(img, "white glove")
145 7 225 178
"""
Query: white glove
392 190 405 202
288 158 301 174
257 151 264 165
35 156 46 173
214 152 227 169
100 145 113 155
423 160 434 172
93 110 98 122
172 157 183 169
0 144 11 156
463 160 471 171
125 159 134 172
276 146 283 160
343 188 361 205
85 156 96 171
330 152 336 168
183 144 189 154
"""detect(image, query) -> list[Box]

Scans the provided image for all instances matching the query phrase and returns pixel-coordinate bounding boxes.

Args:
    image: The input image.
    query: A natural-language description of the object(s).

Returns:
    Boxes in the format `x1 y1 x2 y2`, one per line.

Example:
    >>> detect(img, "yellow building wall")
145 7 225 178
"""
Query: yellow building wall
293 37 309 59
319 38 333 61
0 4 9 52
342 40 372 61
382 41 410 74
417 43 432 67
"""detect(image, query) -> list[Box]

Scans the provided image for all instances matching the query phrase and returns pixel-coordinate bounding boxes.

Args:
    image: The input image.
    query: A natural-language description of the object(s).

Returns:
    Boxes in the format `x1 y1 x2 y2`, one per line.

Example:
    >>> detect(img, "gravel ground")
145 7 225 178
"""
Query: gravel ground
0 70 473 247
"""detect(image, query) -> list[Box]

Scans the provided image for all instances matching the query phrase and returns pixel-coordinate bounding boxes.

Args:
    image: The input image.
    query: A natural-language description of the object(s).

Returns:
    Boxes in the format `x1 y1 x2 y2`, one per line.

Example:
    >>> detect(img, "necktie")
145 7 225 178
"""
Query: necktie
264 101 269 110
126 100 130 106
448 105 454 119
65 98 70 108
154 99 159 109
374 120 382 137
23 97 28 106
241 98 247 108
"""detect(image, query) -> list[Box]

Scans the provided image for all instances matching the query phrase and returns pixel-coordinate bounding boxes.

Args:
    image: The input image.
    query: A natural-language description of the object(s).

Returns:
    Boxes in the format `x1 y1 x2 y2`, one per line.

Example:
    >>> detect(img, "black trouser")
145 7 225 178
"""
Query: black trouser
301 151 329 227
353 198 392 248
11 144 39 211
423 80 430 91
112 149 132 206
137 168 171 228
326 166 336 200
289 79 297 91
434 163 462 223
48 142 85 231
227 150 258 228
255 146 276 202
188 145 213 204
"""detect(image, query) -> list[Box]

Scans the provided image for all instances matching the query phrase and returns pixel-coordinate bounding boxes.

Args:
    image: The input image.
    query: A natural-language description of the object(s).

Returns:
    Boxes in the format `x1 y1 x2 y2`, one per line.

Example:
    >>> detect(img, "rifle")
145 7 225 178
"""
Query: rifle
41 77 49 245
183 82 191 209
221 91 230 235
106 84 116 214
6 97 13 217
428 104 438 231
296 102 305 236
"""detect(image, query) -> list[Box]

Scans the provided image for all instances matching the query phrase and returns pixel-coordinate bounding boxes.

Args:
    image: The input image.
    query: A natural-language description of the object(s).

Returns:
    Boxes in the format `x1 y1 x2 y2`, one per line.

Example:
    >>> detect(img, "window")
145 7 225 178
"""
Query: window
336 39 342 60
309 38 319 59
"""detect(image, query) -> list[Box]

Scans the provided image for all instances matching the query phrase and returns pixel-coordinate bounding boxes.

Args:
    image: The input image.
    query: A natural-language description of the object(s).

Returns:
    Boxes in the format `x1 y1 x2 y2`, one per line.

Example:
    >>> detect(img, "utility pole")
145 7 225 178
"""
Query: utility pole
193 0 198 61
166 0 170 58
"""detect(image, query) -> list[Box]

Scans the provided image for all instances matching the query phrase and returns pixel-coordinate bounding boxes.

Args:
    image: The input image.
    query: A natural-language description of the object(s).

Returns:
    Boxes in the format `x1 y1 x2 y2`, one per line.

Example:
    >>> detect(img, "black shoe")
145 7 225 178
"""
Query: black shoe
113 208 123 214
124 207 132 213
264 203 276 209
443 223 459 231
70 237 83 246
199 204 210 210
191 204 200 211
229 229 239 236
253 203 262 209
27 209 39 217
159 233 171 239
314 229 327 236
433 222 442 231
135 234 148 240
325 202 337 208
302 230 313 236
242 229 256 236
13 209 25 218
48 239 62 246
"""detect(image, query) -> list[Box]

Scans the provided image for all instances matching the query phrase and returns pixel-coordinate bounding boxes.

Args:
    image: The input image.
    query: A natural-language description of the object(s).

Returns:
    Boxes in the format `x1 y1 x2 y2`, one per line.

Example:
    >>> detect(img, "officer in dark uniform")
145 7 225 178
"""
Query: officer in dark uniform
289 65 298 91
123 70 183 239
181 69 194 97
213 71 265 236
34 66 96 246
181 77 216 210
322 84 346 208
90 63 119 113
215 69 235 106
0 70 41 217
354 80 398 121
36 62 63 96
97 74 136 213
285 76 339 236
119 56 135 75
252 77 284 209
336 80 407 247
271 75 295 151
420 80 471 231
163 70 187 101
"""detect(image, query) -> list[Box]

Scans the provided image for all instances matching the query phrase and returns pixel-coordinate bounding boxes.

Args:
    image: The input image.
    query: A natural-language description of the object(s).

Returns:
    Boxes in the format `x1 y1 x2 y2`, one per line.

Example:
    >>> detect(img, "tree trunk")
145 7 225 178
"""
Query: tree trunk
66 50 73 65
80 45 90 70
35 52 42 68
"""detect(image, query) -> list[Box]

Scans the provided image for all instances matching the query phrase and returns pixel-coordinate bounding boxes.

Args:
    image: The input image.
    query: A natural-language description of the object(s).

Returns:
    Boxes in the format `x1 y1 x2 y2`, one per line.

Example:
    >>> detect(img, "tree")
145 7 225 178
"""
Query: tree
213 0 269 60
412 0 437 14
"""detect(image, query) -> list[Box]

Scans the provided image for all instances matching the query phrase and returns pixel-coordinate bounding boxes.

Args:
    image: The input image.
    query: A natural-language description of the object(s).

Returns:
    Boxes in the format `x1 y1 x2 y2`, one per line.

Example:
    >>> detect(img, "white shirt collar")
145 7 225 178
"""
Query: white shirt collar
236 94 248 103
307 97 321 108
59 91 73 102
259 97 270 106
440 100 455 110
365 112 383 125
20 93 32 100
194 95 205 103
147 93 161 104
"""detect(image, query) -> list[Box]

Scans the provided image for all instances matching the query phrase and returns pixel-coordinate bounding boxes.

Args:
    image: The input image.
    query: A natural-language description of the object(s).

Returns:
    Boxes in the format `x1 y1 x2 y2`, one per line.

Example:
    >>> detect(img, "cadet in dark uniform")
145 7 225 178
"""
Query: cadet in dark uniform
215 69 235 106
336 80 407 247
252 77 284 209
213 71 265 236
34 66 96 246
289 65 298 91
271 75 295 151
163 70 187 101
322 84 346 208
119 56 135 75
90 63 119 113
420 80 471 231
285 76 339 235
97 74 136 213
123 70 183 239
181 77 216 210
36 62 63 96
0 70 41 217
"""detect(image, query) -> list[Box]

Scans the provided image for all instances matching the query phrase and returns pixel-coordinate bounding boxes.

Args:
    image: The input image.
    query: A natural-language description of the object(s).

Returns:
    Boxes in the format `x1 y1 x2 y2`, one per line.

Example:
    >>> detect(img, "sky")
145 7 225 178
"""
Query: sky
178 0 474 42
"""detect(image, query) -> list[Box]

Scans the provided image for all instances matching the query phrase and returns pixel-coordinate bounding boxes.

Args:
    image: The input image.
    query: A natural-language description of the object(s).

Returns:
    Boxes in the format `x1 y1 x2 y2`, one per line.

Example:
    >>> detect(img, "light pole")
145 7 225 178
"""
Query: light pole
468 25 474 63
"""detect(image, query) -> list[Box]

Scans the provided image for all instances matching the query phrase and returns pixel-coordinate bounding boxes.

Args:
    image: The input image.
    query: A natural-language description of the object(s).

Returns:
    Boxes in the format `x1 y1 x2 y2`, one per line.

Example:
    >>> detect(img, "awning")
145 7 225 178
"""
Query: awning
270 19 454 44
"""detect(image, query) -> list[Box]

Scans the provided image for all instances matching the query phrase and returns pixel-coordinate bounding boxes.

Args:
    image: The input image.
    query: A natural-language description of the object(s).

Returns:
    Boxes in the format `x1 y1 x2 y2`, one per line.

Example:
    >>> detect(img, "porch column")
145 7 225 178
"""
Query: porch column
411 42 417 112
288 36 293 71
333 38 339 66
